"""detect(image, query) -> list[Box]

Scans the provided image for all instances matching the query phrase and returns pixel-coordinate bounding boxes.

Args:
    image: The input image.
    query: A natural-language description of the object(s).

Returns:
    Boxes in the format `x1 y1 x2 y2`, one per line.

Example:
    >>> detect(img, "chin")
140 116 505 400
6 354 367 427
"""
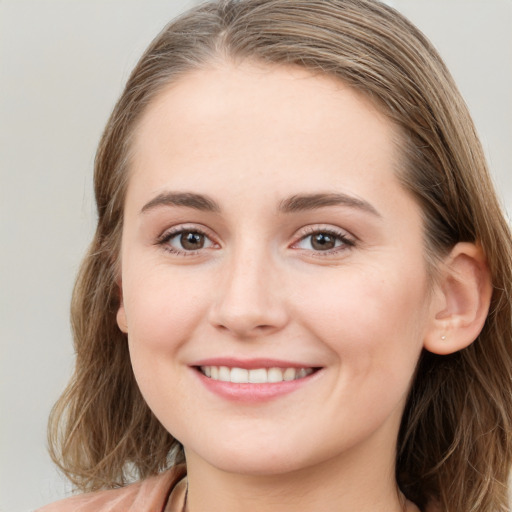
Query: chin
185 438 329 478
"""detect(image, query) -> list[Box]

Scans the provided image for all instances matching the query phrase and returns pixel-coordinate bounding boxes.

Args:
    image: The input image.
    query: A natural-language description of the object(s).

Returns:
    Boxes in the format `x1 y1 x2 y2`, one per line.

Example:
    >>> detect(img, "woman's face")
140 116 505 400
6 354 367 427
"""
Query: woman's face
117 62 437 476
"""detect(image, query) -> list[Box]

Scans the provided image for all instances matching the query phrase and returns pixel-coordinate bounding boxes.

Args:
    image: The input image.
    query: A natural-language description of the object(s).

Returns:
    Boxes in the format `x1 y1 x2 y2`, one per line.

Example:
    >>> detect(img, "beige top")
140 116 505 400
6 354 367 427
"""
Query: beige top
35 466 187 512
36 465 425 512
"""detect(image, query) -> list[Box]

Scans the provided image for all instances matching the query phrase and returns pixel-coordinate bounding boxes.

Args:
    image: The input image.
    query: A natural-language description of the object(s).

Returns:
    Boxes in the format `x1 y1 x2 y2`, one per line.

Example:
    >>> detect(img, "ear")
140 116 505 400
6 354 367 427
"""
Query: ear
424 242 492 355
116 279 128 334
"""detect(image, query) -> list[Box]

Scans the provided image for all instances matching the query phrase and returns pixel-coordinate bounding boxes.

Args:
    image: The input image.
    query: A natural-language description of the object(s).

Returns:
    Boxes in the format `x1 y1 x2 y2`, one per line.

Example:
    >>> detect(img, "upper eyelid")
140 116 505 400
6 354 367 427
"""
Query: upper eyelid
293 224 356 241
157 223 216 242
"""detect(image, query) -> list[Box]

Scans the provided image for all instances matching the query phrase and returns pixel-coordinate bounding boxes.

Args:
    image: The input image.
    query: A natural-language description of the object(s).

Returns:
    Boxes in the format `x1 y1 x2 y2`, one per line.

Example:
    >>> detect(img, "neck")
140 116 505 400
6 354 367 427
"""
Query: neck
183 430 409 512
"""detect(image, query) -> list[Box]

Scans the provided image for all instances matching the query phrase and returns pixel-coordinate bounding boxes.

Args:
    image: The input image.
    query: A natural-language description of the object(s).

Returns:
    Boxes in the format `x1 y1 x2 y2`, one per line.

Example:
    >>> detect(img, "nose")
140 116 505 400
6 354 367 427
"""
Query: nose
208 247 289 339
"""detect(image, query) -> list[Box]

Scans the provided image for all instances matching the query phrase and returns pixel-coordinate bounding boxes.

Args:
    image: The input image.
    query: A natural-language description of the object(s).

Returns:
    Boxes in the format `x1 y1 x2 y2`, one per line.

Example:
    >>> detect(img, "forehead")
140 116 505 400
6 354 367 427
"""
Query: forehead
134 61 394 143
124 61 415 227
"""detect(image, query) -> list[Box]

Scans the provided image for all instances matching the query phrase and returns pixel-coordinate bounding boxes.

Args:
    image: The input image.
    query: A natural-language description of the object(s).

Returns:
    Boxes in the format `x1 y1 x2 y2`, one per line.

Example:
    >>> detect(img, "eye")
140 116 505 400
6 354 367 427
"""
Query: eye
293 229 355 253
158 228 216 255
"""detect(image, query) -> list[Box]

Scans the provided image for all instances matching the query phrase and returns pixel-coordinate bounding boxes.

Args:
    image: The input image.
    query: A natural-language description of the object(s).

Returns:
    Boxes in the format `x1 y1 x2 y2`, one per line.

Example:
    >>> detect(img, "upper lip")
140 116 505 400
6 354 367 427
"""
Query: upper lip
191 357 320 370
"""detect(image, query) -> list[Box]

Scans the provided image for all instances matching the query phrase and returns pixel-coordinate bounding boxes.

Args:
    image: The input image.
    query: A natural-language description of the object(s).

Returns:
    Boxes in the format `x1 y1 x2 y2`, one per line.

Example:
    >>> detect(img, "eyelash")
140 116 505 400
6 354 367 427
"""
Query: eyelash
156 226 356 256
156 226 216 256
292 226 356 256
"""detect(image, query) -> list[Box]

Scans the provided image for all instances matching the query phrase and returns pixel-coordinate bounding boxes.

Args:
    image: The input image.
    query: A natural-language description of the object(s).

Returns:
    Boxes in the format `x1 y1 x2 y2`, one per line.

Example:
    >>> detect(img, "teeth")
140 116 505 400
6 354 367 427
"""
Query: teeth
267 367 283 383
249 368 267 383
219 366 230 381
199 366 314 383
230 367 248 383
283 368 296 381
297 368 308 379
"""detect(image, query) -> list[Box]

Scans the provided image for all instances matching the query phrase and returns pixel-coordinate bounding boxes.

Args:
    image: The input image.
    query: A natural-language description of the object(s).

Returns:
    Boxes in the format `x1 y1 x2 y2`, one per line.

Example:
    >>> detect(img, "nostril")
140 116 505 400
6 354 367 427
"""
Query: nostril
213 321 279 338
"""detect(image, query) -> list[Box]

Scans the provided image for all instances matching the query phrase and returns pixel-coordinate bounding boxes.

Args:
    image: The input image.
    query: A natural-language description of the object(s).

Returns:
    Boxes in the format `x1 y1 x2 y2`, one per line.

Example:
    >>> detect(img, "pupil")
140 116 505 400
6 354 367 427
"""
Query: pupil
181 232 204 250
312 233 335 250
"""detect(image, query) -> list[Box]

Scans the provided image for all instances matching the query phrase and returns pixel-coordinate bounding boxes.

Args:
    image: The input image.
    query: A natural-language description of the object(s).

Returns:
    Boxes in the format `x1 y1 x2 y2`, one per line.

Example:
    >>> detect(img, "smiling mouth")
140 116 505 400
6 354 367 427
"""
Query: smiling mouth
198 366 317 384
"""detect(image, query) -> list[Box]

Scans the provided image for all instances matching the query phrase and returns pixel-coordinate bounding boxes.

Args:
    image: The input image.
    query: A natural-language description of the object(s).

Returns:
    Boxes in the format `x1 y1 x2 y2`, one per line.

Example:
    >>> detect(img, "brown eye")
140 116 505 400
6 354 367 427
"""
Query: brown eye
180 231 205 250
161 228 215 254
294 229 354 253
310 233 336 250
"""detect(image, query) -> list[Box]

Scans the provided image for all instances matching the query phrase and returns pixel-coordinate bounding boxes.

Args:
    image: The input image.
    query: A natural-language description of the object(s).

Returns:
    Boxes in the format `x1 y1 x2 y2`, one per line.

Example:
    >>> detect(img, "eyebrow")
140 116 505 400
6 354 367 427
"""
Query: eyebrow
140 191 380 217
141 192 221 214
278 193 381 217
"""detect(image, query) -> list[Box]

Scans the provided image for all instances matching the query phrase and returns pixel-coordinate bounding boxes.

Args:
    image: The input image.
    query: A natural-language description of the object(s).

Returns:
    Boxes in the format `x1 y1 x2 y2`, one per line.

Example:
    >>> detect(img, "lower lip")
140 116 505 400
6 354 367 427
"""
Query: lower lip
193 368 320 402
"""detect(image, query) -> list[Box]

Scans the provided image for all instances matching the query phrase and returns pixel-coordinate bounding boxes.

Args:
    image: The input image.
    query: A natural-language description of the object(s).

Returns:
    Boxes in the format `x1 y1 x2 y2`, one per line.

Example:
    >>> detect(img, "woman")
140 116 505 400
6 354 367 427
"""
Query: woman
38 1 512 511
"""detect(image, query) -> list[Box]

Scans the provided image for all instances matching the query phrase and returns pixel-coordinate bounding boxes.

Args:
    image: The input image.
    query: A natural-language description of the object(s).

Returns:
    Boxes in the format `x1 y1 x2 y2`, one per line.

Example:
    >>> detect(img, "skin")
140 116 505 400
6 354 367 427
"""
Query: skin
116 61 439 512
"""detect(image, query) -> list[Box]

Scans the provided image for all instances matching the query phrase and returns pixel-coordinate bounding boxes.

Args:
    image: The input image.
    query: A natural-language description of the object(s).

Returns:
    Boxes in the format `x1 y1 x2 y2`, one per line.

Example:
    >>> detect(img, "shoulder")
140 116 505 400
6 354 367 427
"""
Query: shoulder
35 465 186 512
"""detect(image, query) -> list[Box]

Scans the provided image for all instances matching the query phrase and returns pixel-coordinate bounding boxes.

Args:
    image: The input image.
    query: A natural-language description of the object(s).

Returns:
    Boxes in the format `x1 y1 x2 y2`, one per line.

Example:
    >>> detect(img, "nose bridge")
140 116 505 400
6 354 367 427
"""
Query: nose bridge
208 240 287 337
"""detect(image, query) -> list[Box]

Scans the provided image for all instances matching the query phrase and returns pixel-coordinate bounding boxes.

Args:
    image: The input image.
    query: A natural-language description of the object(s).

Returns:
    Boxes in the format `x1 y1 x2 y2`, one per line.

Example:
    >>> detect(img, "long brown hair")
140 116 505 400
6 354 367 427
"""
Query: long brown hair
48 1 512 510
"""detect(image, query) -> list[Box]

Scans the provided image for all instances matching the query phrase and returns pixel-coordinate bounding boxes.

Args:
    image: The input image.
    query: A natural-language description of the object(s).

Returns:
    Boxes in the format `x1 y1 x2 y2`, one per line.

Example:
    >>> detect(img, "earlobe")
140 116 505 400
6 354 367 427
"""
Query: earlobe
424 243 492 355
116 280 128 334
117 305 128 334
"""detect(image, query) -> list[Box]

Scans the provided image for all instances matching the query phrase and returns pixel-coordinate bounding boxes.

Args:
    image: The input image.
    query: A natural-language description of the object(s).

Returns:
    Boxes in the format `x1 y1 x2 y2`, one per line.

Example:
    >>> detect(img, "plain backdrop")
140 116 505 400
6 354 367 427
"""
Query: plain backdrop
1 1 511 511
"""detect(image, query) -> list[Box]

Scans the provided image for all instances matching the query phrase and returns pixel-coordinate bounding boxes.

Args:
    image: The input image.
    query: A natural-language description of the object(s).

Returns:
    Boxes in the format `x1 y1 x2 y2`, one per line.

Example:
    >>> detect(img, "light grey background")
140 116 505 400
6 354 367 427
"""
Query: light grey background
1 1 510 511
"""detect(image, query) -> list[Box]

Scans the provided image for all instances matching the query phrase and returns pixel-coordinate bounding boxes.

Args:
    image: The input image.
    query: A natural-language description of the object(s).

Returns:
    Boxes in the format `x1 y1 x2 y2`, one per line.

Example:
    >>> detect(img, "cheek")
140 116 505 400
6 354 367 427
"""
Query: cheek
123 266 209 350
122 269 213 424
295 263 429 378
121 266 211 405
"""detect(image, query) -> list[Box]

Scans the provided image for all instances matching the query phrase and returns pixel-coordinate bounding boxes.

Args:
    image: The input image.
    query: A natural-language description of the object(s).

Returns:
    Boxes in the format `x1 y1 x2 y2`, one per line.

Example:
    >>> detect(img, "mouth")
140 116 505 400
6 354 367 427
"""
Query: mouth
197 365 318 384
192 360 322 401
